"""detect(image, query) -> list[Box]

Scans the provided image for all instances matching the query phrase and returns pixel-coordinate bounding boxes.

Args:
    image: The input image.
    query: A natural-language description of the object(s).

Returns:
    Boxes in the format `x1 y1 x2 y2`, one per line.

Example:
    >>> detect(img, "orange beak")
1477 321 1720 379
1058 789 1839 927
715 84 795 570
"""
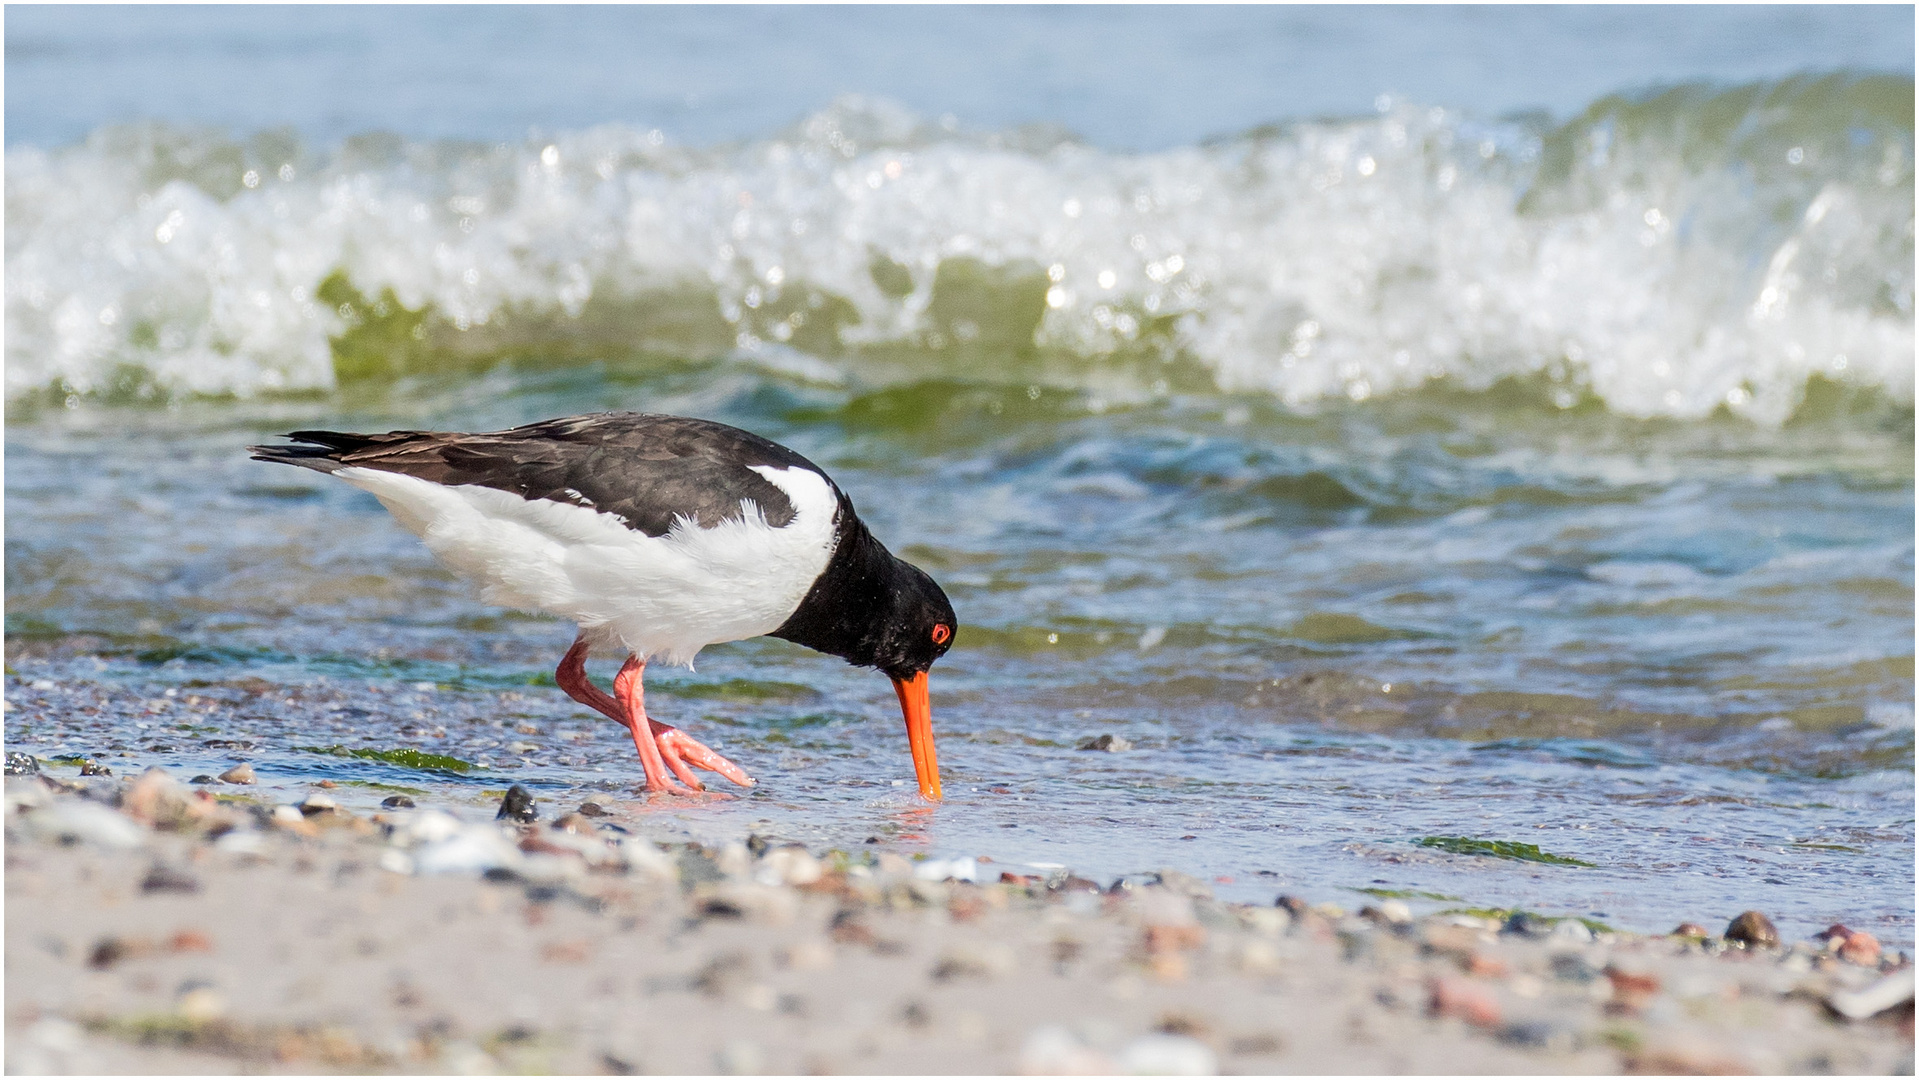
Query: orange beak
890 671 941 801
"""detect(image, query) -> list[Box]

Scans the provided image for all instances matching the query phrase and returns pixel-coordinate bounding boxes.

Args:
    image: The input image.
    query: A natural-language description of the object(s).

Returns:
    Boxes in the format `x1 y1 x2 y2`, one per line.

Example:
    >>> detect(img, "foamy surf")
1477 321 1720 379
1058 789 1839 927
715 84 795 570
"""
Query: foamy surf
7 75 1911 422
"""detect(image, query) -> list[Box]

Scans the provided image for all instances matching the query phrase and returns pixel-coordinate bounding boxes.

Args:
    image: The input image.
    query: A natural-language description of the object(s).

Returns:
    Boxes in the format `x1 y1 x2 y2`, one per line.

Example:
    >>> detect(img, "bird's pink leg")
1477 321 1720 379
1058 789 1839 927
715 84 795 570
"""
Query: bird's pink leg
554 636 753 790
555 636 625 724
656 727 755 788
612 655 701 796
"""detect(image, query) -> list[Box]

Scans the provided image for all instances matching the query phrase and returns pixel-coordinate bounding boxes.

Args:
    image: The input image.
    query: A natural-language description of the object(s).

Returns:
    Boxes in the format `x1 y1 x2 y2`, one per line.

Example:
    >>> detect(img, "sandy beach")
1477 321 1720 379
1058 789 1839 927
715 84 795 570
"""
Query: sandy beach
4 764 1910 1076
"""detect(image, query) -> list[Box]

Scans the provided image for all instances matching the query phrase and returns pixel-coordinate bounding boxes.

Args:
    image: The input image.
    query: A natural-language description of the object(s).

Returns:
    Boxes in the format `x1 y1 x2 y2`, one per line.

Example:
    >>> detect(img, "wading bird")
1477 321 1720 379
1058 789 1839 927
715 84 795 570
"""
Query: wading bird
252 412 955 799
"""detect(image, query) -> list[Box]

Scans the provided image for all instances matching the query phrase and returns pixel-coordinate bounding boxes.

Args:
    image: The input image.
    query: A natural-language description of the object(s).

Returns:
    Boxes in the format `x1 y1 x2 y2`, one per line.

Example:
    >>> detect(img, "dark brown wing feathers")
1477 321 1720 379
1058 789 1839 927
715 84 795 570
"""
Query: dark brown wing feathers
250 412 832 538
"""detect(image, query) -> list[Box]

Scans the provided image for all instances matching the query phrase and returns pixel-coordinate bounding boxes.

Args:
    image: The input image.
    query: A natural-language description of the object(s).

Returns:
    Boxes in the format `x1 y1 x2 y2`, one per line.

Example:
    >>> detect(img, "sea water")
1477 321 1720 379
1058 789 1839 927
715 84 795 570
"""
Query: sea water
5 8 1912 946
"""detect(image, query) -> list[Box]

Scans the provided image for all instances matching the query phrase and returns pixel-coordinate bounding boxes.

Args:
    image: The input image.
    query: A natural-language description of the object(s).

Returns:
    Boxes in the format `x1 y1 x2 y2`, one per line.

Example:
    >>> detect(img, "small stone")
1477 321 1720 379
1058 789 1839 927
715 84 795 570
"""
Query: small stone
141 864 201 895
496 784 537 823
1050 875 1103 896
176 986 226 1023
5 752 39 776
78 759 111 777
88 937 148 969
217 763 255 785
1275 895 1310 918
1361 900 1412 926
1670 922 1710 939
1502 911 1552 938
1549 954 1601 983
577 802 607 817
1724 910 1779 948
1551 919 1592 944
1429 976 1502 1028
380 795 416 809
316 779 337 789
1117 1033 1217 1075
1076 733 1134 752
1839 930 1882 967
298 793 338 816
167 929 213 953
189 775 217 785
1605 965 1662 1010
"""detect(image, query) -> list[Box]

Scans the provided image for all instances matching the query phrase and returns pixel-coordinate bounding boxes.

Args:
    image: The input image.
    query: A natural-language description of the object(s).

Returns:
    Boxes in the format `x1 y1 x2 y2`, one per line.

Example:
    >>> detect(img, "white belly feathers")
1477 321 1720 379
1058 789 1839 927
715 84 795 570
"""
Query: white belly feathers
335 464 840 666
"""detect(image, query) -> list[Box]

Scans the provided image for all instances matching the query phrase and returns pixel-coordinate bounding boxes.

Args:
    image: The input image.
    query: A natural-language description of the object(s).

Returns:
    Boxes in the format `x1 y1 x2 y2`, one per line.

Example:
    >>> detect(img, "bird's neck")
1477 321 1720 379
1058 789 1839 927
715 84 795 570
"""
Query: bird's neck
769 500 900 668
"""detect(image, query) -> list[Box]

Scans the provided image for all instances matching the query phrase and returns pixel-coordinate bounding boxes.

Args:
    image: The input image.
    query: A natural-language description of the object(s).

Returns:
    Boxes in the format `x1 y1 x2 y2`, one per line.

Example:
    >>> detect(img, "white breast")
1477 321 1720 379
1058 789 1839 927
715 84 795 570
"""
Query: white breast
334 464 840 667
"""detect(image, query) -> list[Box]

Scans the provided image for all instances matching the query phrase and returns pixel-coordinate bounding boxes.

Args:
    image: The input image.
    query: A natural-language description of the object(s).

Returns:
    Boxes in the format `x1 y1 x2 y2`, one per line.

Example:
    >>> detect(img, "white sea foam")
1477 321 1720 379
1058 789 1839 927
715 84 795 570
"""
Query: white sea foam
7 81 1911 421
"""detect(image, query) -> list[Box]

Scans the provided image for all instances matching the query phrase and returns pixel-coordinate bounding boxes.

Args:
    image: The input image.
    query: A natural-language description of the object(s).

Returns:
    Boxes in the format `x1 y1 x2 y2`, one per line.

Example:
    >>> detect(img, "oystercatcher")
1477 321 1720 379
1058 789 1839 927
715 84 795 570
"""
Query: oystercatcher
250 413 956 800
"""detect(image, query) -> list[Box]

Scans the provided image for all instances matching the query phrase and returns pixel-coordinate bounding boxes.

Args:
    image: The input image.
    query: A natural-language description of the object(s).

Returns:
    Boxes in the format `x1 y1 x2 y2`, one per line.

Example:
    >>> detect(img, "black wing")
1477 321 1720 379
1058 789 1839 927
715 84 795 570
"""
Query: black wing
249 412 834 537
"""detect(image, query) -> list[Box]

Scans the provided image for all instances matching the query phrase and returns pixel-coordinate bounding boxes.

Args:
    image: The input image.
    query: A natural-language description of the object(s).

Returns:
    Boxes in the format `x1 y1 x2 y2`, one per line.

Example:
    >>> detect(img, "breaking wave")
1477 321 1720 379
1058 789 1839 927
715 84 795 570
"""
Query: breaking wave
6 73 1912 422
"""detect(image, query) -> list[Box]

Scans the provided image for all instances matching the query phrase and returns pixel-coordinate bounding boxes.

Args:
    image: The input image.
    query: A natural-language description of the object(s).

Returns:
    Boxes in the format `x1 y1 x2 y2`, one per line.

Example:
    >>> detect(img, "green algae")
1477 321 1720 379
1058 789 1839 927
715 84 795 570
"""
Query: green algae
1414 836 1595 867
295 745 475 773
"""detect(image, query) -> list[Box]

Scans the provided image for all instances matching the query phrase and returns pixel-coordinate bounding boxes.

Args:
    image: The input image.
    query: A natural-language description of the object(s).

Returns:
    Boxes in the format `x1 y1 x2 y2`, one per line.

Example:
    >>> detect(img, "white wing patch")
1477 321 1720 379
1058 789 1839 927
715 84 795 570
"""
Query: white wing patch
334 464 839 667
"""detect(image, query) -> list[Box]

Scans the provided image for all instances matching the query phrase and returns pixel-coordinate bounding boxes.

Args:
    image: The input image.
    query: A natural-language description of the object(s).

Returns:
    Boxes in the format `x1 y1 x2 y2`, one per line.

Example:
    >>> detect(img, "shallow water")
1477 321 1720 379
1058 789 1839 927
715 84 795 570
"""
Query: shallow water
6 368 1912 945
5 11 1914 948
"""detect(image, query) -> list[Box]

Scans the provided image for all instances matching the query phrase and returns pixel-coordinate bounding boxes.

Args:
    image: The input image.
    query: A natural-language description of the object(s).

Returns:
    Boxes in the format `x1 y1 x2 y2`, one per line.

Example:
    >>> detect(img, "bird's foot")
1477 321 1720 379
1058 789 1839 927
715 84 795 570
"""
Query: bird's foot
653 722 756 790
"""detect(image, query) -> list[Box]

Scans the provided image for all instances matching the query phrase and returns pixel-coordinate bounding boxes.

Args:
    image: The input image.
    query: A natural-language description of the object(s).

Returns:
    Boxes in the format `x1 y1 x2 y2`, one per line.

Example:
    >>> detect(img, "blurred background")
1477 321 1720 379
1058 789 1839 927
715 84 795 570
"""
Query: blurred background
5 6 1913 942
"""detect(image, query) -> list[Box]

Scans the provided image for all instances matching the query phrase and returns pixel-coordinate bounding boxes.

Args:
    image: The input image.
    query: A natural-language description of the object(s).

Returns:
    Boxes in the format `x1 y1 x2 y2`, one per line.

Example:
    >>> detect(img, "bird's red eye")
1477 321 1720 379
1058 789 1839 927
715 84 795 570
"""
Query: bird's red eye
931 624 950 645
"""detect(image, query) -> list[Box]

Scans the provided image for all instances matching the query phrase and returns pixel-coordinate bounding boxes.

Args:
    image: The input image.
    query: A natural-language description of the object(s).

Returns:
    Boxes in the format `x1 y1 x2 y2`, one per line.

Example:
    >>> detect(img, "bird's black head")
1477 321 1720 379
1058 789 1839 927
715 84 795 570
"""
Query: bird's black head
766 509 956 802
768 511 956 679
868 558 957 681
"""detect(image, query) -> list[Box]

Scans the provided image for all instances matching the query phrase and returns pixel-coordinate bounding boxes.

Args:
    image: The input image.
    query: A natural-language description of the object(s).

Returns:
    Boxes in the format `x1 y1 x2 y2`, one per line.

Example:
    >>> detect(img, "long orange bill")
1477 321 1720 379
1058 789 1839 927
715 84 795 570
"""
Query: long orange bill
891 671 941 801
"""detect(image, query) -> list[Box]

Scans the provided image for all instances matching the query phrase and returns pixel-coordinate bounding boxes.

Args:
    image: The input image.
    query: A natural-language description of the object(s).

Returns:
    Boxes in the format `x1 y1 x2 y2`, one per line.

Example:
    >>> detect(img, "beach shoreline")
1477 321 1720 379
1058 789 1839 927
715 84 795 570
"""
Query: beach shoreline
5 767 1911 1075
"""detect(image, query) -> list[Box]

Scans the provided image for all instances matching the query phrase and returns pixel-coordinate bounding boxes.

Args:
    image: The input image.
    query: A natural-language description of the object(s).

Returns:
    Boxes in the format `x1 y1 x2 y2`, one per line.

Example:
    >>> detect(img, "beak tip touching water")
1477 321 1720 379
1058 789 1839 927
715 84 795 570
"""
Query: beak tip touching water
891 671 942 801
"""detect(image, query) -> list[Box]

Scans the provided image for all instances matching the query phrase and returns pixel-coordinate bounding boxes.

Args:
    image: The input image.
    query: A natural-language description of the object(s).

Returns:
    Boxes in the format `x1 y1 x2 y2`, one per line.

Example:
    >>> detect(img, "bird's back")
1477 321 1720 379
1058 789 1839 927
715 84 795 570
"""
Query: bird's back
252 412 835 537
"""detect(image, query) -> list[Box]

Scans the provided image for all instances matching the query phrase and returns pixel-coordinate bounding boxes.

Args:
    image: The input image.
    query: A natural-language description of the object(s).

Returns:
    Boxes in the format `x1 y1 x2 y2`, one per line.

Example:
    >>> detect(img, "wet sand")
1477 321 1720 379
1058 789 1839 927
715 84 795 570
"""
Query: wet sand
4 767 1912 1076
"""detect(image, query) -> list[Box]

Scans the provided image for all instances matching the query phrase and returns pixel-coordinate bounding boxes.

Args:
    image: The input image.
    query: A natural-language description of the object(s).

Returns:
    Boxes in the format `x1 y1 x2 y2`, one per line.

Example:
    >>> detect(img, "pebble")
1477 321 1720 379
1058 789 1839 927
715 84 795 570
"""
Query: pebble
217 763 256 785
140 864 202 895
1076 733 1134 752
496 784 538 823
1550 919 1592 944
1839 931 1882 967
380 795 416 809
1050 875 1104 896
5 752 40 775
168 929 213 952
1020 1026 1113 1075
1670 922 1710 939
578 802 607 816
914 855 980 883
1502 911 1552 938
188 775 218 785
298 793 338 816
1361 900 1413 926
1429 976 1502 1028
1724 910 1779 948
176 986 227 1023
1116 1033 1218 1075
78 760 111 777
